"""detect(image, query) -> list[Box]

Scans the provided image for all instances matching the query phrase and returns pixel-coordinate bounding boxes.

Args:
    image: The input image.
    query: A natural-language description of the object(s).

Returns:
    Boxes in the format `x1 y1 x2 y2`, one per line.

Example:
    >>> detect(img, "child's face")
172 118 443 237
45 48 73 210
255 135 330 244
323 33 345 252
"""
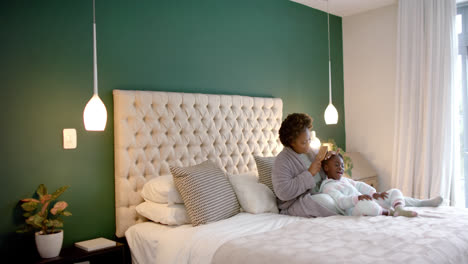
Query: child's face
323 155 344 180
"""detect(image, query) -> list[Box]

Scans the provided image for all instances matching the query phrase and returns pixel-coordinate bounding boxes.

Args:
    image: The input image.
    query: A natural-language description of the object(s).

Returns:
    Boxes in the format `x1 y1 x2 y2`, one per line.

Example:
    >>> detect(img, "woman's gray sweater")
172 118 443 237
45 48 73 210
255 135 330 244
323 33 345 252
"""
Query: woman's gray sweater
272 147 337 217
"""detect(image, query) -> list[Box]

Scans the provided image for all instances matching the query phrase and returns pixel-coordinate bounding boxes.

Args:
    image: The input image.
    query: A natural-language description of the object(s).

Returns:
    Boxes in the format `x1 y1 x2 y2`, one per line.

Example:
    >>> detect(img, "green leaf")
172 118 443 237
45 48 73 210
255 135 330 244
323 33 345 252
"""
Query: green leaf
36 184 47 198
45 219 53 227
47 219 63 229
33 215 45 227
23 212 32 218
21 201 38 212
26 215 44 229
62 211 72 216
51 186 69 200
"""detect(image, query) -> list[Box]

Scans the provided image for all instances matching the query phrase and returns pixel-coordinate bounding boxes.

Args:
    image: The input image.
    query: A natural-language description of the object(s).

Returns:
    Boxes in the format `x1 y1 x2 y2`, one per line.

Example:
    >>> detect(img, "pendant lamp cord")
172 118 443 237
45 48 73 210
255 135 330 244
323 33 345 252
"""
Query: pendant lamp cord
327 0 332 104
93 0 98 95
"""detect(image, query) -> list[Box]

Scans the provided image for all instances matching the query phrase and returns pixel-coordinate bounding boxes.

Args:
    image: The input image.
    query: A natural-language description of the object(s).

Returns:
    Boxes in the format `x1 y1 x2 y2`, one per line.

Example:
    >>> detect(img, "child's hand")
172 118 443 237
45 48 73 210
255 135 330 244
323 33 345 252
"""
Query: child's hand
358 194 372 201
372 192 388 200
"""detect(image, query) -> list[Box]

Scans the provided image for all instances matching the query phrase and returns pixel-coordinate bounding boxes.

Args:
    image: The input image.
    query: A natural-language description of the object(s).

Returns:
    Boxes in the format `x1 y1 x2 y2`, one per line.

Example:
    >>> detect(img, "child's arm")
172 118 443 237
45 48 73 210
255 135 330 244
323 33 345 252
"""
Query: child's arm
347 178 376 197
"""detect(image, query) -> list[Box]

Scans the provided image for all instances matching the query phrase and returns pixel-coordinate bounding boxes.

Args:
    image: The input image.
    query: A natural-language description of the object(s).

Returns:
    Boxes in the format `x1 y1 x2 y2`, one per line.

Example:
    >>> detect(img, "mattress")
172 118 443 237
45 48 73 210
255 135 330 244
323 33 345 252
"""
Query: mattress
126 213 303 264
126 206 468 264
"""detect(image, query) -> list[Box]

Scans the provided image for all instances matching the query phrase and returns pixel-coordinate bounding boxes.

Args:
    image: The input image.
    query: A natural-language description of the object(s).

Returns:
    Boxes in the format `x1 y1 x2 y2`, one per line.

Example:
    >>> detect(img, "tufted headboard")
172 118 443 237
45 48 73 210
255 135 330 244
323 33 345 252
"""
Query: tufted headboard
113 90 283 237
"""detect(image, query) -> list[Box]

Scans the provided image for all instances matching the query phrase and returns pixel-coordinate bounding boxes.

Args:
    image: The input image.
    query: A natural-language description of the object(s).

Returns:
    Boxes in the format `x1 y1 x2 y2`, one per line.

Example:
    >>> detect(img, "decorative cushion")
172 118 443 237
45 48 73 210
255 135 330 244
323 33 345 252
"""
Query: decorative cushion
170 160 240 226
228 172 279 214
135 201 190 225
140 175 184 204
254 156 276 195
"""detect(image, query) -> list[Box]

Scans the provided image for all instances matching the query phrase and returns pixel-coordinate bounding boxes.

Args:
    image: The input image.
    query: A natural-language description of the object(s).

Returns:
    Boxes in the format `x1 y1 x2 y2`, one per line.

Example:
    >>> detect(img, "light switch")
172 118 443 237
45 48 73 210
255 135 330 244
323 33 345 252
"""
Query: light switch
63 128 77 149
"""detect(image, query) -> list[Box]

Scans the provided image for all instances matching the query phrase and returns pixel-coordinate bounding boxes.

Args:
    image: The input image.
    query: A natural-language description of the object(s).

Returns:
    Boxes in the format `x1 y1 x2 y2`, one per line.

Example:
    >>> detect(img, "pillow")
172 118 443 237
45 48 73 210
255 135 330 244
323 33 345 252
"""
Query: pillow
254 156 276 195
135 201 190 225
140 175 184 204
228 172 279 214
168 187 184 205
170 160 240 226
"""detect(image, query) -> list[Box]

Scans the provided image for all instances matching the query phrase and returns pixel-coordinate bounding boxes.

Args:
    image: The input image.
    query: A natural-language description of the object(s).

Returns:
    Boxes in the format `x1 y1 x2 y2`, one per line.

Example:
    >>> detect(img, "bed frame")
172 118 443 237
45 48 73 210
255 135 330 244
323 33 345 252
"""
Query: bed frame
113 90 283 237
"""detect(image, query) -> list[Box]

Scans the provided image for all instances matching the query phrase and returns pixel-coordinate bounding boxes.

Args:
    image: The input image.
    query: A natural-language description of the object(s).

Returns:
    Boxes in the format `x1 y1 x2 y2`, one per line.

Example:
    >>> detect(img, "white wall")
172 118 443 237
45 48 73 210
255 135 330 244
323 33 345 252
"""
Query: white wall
343 4 397 191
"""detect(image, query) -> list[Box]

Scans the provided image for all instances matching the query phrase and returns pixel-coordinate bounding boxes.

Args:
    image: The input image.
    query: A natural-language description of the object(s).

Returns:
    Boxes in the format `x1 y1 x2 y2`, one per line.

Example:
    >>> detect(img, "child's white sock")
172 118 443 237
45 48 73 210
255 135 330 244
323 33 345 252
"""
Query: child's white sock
391 206 418 217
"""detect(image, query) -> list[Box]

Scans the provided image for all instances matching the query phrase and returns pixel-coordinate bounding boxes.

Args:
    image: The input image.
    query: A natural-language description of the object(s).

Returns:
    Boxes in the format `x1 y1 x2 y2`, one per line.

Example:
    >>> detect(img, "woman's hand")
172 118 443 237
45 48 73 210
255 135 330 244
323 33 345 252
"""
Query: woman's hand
358 194 373 201
308 159 322 175
372 192 388 200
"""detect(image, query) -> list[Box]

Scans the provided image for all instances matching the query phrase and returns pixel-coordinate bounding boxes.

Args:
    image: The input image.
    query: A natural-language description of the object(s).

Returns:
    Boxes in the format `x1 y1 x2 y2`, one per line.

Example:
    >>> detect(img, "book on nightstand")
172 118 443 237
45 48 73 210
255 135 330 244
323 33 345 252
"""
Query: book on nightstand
75 237 117 252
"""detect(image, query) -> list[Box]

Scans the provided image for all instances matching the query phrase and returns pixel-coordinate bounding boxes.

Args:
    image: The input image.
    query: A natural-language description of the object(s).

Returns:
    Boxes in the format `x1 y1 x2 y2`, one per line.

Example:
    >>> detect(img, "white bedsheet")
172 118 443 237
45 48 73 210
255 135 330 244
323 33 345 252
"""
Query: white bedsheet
126 207 468 264
126 213 304 264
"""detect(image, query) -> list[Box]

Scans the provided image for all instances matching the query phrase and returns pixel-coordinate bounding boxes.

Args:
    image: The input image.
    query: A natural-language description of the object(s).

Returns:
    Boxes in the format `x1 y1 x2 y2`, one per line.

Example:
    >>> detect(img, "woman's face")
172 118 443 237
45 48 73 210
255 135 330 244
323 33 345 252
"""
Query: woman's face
290 129 311 154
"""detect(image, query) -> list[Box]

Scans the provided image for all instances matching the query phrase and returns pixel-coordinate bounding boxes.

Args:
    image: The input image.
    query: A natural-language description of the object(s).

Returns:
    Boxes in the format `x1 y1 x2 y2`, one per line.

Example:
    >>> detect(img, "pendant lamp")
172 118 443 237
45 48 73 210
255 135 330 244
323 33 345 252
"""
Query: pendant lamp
324 0 338 125
83 0 107 131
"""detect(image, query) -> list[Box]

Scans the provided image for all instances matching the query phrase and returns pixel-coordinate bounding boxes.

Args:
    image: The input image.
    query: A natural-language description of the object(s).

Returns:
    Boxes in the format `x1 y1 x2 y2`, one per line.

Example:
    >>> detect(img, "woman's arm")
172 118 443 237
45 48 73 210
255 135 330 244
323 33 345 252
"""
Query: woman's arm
272 156 316 201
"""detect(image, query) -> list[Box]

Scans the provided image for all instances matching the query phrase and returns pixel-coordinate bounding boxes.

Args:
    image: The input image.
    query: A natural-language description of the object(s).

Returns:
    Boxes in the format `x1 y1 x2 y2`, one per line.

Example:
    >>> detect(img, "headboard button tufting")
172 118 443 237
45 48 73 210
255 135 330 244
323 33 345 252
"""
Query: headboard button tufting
113 90 283 237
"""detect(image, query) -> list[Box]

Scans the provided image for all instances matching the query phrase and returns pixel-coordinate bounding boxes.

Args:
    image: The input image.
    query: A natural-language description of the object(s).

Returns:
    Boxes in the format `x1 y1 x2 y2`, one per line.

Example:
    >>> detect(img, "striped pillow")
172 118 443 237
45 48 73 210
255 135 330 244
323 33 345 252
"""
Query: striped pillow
170 160 240 226
254 156 276 195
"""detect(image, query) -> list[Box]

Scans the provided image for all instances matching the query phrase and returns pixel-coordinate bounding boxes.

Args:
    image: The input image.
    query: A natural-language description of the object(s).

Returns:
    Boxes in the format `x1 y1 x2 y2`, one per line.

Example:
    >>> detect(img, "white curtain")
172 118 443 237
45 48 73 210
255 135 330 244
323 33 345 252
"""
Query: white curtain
392 0 458 204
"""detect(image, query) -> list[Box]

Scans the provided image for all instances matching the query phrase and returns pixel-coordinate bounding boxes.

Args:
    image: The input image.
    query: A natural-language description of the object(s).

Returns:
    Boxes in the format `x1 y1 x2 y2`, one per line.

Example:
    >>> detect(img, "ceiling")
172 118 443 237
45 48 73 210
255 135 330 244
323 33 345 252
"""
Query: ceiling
290 0 396 17
291 0 468 17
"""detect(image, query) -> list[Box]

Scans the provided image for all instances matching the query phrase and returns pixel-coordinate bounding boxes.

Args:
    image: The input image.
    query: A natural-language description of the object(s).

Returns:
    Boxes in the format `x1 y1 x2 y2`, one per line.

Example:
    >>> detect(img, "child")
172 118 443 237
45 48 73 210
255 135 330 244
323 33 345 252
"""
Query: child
319 153 418 217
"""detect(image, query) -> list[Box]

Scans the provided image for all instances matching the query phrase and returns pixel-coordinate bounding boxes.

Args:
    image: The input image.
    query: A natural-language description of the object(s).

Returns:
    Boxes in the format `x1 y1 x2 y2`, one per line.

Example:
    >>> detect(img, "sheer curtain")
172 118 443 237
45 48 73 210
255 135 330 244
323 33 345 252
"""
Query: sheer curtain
392 0 459 205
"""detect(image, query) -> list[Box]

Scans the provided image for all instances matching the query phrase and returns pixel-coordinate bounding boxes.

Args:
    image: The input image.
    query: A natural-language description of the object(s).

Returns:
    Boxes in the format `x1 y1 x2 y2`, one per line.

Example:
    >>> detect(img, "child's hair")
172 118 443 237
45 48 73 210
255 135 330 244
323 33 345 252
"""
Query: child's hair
321 153 344 173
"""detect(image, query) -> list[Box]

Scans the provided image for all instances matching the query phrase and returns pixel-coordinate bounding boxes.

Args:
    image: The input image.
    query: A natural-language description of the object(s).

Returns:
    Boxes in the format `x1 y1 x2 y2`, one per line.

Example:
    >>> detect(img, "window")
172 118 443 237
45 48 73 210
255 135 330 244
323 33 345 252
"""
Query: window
456 4 468 207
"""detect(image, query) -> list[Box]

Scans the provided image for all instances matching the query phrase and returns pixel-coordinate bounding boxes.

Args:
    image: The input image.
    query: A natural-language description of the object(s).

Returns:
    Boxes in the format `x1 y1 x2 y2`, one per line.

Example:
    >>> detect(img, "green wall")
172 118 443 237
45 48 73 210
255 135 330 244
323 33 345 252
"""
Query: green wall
0 0 345 257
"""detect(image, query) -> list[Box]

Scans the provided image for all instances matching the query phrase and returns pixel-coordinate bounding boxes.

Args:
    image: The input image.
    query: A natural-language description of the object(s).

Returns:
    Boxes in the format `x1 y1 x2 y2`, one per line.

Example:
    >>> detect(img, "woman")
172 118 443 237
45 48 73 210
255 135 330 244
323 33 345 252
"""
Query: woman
272 113 338 217
272 113 443 218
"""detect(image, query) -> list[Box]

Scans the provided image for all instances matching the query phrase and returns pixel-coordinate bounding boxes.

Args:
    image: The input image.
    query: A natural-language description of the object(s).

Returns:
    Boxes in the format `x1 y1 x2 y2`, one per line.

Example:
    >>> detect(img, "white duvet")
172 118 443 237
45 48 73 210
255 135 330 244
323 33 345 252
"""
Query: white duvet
126 206 468 264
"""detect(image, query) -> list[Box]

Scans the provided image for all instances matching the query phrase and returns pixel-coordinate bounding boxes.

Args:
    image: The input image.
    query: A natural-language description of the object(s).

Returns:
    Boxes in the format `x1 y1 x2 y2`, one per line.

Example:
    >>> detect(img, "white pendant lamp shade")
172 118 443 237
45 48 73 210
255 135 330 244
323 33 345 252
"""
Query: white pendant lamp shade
309 131 321 154
83 94 107 131
324 103 338 125
83 0 107 131
323 0 338 125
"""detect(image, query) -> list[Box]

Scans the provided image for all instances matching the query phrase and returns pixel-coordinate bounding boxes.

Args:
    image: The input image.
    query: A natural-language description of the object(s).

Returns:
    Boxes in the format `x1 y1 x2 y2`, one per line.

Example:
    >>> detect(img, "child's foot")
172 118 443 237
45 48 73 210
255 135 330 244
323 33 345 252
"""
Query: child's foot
419 196 443 207
391 207 418 217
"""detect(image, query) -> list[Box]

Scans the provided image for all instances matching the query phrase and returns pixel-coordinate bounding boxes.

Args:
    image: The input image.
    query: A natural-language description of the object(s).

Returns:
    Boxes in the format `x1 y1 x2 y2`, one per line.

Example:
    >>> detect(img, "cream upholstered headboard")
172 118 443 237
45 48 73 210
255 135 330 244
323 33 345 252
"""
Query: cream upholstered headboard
113 90 283 237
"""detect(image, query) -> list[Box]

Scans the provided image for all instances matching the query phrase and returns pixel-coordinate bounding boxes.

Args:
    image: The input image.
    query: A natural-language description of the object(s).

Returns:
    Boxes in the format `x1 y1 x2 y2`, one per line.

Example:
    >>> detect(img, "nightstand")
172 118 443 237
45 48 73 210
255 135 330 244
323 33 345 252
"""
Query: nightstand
34 242 126 264
357 176 378 189
345 152 379 192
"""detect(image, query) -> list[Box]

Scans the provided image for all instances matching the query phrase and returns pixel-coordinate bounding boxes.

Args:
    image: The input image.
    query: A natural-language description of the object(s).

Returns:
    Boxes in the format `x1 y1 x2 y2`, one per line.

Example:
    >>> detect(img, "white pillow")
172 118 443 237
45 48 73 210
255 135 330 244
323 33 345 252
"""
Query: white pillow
168 186 184 205
135 201 190 225
140 175 184 204
228 172 279 214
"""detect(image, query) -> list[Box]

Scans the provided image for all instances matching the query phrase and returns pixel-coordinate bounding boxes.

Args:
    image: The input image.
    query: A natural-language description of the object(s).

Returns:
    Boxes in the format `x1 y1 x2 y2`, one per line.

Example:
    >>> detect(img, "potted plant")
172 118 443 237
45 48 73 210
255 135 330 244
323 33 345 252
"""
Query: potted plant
17 184 72 258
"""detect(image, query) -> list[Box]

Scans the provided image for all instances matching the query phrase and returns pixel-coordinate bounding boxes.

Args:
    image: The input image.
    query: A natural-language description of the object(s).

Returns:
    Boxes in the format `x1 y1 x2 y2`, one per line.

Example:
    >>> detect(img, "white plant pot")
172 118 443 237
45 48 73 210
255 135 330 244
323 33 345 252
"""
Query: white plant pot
35 230 63 258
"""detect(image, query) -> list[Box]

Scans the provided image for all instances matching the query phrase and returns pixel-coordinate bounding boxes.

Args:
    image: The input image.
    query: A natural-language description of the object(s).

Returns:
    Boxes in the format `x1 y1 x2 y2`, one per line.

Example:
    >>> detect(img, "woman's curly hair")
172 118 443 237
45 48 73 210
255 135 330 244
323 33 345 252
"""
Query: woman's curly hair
279 113 313 148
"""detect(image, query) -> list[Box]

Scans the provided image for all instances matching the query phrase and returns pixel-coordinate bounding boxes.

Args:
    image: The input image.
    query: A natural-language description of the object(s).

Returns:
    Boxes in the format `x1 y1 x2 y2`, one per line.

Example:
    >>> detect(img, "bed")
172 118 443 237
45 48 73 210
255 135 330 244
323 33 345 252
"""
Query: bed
113 90 468 264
